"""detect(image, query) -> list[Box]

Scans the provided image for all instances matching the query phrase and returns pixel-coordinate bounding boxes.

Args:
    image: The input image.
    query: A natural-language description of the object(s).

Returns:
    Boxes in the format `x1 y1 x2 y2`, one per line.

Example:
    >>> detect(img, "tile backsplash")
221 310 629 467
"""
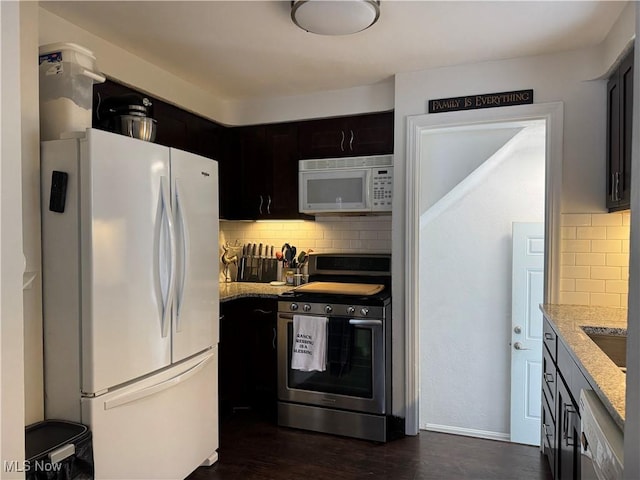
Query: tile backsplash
219 215 392 277
559 212 630 308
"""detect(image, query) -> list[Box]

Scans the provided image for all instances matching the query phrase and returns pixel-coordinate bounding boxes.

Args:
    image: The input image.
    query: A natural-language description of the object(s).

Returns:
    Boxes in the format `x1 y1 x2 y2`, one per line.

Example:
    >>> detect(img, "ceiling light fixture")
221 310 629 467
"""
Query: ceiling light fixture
291 0 380 36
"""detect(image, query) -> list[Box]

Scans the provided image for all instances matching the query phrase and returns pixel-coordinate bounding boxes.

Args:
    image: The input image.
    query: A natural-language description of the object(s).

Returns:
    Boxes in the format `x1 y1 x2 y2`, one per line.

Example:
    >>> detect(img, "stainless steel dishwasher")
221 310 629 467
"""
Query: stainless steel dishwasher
580 389 624 480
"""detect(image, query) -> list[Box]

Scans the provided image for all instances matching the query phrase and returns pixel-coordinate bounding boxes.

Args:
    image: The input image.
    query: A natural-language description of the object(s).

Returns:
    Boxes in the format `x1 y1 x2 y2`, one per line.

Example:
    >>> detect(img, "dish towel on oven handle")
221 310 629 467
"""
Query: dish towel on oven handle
291 315 328 372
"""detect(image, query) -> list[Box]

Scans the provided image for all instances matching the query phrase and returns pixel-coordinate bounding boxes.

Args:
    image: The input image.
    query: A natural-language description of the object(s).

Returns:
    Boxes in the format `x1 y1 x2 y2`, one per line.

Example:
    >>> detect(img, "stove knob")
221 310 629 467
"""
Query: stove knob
346 306 356 315
324 305 333 314
303 304 311 312
360 307 369 316
290 303 299 311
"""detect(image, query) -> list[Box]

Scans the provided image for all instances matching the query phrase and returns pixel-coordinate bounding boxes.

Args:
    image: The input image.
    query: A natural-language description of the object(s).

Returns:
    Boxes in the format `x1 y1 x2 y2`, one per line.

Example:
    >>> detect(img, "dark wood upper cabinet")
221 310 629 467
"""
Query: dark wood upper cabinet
225 123 310 221
298 111 394 159
606 48 633 212
93 80 224 159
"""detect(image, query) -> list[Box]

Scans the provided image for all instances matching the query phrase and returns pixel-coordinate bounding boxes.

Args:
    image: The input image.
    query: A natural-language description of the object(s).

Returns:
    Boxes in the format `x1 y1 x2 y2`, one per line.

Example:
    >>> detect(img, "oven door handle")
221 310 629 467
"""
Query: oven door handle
280 315 381 327
348 319 382 327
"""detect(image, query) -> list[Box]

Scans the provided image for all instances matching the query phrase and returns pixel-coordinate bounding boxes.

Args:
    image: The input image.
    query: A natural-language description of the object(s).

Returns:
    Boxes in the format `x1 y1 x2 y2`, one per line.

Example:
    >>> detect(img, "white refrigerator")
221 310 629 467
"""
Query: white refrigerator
41 128 219 479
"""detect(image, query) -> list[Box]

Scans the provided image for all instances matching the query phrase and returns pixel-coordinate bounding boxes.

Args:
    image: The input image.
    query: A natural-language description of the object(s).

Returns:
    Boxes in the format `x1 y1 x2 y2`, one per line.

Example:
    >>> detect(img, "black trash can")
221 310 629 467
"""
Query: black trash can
25 420 94 480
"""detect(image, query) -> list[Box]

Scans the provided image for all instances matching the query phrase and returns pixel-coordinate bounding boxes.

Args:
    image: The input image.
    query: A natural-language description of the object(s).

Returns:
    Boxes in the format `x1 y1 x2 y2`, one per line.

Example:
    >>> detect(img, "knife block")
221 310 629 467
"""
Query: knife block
237 257 278 283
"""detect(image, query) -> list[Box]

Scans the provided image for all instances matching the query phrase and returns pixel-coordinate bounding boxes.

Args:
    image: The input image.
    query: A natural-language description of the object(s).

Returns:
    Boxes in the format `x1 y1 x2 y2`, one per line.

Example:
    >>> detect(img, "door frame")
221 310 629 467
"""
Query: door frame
404 102 564 436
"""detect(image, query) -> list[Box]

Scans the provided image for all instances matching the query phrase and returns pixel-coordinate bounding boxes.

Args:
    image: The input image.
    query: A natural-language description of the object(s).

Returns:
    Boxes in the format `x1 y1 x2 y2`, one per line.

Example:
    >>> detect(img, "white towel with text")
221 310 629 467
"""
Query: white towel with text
291 315 328 372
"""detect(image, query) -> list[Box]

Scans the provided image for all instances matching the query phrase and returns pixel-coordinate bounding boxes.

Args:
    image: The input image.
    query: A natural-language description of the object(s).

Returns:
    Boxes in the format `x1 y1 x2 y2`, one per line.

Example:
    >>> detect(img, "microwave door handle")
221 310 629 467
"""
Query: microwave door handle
365 170 372 209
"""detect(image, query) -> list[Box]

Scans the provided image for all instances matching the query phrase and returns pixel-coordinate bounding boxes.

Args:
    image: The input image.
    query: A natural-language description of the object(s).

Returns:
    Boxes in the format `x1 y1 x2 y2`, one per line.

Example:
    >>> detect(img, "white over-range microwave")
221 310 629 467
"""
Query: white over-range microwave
298 155 393 214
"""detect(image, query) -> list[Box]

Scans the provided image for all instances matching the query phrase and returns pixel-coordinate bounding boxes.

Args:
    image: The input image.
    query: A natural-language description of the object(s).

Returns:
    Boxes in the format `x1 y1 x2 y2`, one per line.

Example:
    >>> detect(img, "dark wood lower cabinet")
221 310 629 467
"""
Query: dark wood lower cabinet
219 298 277 421
541 393 556 477
556 376 581 480
542 317 585 480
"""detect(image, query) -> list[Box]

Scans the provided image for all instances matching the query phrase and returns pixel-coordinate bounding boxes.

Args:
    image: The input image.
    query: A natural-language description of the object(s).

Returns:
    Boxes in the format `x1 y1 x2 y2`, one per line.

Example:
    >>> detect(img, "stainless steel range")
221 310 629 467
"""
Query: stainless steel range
277 253 400 442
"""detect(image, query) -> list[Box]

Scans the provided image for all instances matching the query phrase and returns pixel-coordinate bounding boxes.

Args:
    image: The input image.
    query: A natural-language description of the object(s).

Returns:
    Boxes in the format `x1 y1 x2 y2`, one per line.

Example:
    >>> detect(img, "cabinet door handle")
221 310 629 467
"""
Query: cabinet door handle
349 130 354 151
267 195 271 215
253 309 273 315
272 327 277 350
544 333 554 341
340 131 345 152
259 195 263 215
611 173 616 202
615 171 621 201
563 403 576 447
544 373 554 384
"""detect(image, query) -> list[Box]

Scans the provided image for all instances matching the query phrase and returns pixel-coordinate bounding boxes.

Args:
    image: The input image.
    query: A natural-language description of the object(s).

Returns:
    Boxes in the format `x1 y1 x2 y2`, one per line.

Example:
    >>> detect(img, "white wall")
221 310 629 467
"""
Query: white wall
419 126 521 212
392 45 620 421
21 1 44 426
230 78 394 125
38 8 394 126
596 1 636 79
418 123 545 439
1 1 27 475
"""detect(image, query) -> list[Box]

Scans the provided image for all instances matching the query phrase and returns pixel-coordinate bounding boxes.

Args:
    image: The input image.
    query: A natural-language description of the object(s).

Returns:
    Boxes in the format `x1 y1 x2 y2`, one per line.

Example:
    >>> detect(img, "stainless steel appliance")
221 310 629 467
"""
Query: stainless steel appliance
96 93 157 142
277 253 399 442
298 155 393 214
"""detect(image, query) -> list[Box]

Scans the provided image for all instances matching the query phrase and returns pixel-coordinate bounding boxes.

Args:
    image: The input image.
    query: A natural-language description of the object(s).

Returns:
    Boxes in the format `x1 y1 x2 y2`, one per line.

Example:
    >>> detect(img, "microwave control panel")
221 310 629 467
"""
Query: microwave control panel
372 167 393 211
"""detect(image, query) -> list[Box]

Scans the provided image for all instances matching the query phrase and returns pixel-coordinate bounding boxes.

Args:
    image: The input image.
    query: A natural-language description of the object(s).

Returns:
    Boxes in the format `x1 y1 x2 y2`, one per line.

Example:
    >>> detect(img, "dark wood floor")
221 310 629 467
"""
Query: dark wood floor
186 411 553 480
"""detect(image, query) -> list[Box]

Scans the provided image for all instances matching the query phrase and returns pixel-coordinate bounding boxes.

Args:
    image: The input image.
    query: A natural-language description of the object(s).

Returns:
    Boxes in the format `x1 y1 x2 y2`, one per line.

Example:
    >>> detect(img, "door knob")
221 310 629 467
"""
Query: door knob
513 342 530 350
513 325 522 334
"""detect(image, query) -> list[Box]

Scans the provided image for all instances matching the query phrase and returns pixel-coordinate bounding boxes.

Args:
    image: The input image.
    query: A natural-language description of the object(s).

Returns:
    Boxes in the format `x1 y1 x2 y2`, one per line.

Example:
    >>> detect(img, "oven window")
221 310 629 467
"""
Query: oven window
286 322 373 398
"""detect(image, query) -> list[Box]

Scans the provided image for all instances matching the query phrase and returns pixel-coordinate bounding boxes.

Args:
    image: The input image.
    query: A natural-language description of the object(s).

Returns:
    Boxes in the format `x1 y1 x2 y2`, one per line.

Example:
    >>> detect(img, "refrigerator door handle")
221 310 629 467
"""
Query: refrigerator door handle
175 179 189 332
160 176 176 339
103 351 214 410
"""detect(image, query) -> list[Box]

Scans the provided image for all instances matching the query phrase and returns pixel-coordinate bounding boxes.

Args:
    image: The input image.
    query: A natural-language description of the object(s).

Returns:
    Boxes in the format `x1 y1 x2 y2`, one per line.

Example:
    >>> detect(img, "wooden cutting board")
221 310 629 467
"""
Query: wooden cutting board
293 282 384 296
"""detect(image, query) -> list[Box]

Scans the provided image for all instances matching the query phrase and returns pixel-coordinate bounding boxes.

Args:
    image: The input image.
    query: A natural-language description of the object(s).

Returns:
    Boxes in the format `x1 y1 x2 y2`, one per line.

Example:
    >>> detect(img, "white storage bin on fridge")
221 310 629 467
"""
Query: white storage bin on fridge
39 43 106 141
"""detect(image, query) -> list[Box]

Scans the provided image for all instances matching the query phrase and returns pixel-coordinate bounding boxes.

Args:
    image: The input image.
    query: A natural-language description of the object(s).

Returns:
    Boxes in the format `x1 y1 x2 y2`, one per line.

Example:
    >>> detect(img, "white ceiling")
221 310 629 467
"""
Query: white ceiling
40 0 628 101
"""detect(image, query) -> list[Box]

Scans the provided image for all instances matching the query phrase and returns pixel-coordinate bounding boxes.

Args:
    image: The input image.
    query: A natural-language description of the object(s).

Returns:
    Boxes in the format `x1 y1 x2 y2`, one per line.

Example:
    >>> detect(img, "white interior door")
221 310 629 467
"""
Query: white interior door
170 148 219 362
82 129 172 394
510 222 544 445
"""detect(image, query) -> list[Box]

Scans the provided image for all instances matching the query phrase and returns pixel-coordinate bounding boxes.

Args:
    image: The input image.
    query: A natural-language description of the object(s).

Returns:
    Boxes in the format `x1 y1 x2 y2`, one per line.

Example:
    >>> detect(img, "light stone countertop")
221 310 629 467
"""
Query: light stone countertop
219 281 293 302
540 304 627 429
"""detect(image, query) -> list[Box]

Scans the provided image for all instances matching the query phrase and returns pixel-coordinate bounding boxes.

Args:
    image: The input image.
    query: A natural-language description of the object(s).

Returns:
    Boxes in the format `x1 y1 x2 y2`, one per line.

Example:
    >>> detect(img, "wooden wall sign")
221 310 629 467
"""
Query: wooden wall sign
428 89 533 114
